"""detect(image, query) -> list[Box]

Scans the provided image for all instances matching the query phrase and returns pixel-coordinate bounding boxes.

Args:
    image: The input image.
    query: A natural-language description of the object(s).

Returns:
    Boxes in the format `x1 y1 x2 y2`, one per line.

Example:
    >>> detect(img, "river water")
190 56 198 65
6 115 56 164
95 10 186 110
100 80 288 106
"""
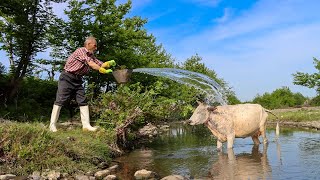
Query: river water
115 123 320 179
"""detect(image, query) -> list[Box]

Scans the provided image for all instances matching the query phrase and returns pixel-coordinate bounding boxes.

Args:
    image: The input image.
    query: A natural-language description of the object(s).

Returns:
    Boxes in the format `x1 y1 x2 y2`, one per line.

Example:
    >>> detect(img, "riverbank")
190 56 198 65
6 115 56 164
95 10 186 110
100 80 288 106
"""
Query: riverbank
0 106 319 178
267 106 320 130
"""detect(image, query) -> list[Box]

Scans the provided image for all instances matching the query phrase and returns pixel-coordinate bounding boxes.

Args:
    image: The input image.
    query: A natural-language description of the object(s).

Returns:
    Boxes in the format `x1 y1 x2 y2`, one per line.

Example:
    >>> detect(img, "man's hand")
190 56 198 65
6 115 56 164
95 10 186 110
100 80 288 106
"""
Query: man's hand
102 60 116 68
99 67 113 74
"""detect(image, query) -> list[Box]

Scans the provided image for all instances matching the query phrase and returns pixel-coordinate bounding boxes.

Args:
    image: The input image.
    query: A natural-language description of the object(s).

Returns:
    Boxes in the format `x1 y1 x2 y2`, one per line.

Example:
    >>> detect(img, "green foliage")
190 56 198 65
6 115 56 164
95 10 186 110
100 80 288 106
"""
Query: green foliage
0 77 58 121
293 57 320 95
310 95 320 106
0 0 67 103
0 0 66 78
91 82 195 130
252 87 308 109
0 122 111 175
60 0 174 68
48 0 175 97
226 94 241 105
0 62 5 74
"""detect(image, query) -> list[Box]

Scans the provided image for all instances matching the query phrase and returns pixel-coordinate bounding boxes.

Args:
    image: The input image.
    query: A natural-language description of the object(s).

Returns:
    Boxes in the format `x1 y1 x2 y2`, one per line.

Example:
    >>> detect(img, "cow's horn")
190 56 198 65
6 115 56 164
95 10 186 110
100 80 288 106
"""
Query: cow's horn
207 106 217 111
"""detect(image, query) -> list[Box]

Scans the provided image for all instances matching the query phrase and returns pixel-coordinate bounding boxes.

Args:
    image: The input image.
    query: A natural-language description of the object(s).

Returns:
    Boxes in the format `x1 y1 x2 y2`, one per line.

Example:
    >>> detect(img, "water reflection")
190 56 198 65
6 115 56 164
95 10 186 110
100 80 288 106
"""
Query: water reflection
208 145 272 179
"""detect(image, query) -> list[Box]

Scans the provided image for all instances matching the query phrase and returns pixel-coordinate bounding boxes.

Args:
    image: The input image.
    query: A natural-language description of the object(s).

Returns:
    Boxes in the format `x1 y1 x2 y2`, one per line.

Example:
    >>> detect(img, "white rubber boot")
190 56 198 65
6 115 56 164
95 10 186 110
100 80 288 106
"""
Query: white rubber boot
80 105 97 131
49 105 61 132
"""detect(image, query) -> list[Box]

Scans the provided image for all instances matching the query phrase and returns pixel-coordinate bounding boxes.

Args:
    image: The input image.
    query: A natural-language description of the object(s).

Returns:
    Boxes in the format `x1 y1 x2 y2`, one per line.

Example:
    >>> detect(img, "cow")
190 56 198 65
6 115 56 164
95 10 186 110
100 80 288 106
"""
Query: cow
189 102 279 149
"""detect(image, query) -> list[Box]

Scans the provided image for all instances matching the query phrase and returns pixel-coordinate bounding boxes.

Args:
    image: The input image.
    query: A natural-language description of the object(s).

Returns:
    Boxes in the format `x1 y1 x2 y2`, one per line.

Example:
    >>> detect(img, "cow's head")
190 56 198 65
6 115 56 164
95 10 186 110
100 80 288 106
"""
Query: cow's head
189 101 216 125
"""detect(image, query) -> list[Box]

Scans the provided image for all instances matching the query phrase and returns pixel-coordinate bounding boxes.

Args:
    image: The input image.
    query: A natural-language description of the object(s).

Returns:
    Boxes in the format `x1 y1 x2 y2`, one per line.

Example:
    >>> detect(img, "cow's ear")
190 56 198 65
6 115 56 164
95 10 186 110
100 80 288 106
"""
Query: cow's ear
197 101 202 105
207 106 217 111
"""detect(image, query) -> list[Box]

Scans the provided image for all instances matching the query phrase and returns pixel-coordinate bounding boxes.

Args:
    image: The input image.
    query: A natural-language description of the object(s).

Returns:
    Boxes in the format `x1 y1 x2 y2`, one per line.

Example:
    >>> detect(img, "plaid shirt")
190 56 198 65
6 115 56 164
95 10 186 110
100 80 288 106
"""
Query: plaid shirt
64 47 103 75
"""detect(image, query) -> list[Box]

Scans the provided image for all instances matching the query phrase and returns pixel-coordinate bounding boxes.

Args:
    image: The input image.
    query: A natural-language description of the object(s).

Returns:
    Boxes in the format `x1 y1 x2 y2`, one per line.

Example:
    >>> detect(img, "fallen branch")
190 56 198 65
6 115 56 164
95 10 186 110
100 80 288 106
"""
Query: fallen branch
116 107 143 148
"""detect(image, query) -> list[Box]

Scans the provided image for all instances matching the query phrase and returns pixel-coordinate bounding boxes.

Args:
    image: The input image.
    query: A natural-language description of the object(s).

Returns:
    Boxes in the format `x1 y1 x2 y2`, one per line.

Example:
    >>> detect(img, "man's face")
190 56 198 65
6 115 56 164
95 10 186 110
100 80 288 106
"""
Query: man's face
87 40 97 53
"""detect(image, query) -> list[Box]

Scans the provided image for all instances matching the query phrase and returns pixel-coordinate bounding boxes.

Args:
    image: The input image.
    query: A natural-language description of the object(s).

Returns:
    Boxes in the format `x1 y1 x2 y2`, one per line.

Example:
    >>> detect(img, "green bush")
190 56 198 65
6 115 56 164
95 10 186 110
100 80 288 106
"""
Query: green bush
0 77 63 121
91 82 196 130
252 87 308 109
310 95 320 106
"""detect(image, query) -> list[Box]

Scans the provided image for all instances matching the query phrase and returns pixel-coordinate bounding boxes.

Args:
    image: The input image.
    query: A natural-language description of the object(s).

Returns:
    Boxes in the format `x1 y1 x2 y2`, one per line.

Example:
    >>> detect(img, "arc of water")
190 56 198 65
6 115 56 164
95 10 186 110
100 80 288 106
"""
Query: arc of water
132 68 228 105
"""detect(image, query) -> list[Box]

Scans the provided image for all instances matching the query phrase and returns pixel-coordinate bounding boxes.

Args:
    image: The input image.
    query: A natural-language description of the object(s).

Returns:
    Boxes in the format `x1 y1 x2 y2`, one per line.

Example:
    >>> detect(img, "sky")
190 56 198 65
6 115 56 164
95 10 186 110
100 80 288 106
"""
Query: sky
1 0 320 101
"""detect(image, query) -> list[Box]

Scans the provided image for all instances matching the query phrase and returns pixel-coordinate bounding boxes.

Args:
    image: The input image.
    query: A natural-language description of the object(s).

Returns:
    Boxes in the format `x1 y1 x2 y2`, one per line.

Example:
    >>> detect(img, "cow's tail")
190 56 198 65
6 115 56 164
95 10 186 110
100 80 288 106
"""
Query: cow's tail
265 109 280 137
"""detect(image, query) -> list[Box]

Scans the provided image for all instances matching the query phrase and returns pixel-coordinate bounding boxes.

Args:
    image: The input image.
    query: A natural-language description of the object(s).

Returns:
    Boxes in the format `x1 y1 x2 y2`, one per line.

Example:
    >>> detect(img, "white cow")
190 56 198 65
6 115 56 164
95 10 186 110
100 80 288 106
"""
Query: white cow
189 102 279 149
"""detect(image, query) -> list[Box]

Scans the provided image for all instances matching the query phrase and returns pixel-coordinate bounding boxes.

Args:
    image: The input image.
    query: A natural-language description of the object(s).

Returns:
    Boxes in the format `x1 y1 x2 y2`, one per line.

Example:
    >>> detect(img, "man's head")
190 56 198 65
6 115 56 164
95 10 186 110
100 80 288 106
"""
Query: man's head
84 36 97 53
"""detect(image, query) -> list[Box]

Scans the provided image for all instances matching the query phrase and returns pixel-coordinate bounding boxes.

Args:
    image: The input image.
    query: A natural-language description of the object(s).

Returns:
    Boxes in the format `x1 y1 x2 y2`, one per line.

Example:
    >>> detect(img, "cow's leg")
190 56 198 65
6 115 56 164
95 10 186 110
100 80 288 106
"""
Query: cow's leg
252 131 261 145
227 148 235 161
217 141 223 151
227 134 235 149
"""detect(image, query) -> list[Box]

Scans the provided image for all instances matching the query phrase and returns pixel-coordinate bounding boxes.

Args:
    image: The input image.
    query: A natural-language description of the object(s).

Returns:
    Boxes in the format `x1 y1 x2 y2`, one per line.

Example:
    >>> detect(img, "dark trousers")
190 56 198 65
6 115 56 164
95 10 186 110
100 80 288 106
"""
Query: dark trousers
54 71 87 106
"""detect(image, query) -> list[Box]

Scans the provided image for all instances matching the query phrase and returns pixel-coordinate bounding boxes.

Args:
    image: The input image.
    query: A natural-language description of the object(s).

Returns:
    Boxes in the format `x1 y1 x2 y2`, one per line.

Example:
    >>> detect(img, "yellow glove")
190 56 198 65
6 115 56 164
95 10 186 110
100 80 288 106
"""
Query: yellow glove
102 60 116 68
99 67 113 74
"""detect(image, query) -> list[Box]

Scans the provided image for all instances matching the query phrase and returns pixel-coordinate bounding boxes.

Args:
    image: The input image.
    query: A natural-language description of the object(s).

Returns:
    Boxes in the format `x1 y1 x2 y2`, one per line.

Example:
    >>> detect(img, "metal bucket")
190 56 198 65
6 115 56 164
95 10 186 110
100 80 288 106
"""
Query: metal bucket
112 69 133 84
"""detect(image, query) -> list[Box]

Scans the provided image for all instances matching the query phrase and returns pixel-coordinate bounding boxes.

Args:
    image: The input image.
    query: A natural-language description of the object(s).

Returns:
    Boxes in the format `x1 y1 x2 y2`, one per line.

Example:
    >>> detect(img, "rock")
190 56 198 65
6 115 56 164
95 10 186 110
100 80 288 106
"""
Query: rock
75 175 90 180
94 169 111 179
0 174 16 180
29 171 41 180
46 170 61 180
160 175 187 180
134 169 159 180
107 165 119 173
104 175 117 180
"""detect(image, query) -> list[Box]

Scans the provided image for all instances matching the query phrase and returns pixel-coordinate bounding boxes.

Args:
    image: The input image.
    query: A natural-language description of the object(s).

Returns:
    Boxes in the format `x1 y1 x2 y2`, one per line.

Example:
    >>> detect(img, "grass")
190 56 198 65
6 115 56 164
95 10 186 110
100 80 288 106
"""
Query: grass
0 121 115 175
267 107 320 122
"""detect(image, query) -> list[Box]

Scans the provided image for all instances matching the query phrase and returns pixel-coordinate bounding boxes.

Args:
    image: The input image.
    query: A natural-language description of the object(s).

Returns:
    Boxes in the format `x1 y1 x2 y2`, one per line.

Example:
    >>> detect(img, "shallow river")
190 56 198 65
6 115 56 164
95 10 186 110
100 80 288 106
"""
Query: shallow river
115 123 320 179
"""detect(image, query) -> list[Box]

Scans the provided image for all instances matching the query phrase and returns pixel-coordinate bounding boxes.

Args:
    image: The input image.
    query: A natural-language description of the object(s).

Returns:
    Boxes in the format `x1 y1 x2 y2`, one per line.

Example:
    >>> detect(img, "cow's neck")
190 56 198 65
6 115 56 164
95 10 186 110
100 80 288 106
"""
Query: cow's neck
204 110 211 124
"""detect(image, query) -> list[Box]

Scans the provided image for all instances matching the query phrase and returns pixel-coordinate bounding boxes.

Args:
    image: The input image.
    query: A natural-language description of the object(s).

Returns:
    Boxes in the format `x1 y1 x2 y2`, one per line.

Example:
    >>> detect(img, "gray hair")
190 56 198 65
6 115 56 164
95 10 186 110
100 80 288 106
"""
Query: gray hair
84 36 96 46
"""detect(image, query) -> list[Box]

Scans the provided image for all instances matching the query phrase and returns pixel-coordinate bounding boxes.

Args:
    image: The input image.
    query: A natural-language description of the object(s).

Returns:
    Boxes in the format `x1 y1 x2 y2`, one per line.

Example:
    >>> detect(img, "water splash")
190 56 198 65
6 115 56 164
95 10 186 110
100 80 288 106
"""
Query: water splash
132 68 228 105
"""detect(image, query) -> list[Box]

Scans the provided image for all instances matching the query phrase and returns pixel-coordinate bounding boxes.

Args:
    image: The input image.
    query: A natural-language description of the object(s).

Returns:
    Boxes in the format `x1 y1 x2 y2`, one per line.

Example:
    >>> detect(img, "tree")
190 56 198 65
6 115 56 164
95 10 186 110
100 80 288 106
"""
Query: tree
50 0 174 97
0 0 66 102
293 57 320 95
252 87 307 109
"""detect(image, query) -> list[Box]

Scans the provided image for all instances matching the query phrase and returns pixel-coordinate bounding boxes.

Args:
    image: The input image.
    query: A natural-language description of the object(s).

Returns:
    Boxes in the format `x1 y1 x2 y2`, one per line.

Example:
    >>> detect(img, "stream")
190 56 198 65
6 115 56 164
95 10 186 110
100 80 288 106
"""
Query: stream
115 123 320 179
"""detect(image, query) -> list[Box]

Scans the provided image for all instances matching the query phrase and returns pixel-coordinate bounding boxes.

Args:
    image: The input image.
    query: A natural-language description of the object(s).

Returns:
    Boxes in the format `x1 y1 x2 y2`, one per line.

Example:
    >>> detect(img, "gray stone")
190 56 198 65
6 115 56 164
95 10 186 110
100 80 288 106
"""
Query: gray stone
160 175 187 180
134 169 159 180
0 174 16 180
94 169 111 179
46 170 61 180
107 165 119 173
103 175 117 180
75 175 90 180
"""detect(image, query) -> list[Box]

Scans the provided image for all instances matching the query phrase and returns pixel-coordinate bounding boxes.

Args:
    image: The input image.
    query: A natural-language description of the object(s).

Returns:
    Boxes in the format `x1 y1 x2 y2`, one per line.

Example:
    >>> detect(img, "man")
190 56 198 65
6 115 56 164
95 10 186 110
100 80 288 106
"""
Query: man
49 36 116 132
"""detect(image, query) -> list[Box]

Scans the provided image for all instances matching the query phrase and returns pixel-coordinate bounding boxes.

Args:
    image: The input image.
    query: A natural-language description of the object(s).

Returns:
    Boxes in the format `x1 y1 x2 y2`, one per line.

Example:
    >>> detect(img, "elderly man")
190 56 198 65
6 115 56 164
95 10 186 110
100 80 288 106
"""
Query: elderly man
49 36 116 132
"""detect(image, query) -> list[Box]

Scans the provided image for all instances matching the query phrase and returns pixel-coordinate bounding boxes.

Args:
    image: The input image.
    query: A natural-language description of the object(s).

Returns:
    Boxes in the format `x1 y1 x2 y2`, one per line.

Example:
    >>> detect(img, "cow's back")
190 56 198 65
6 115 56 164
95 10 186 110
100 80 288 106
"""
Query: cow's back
217 104 267 137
